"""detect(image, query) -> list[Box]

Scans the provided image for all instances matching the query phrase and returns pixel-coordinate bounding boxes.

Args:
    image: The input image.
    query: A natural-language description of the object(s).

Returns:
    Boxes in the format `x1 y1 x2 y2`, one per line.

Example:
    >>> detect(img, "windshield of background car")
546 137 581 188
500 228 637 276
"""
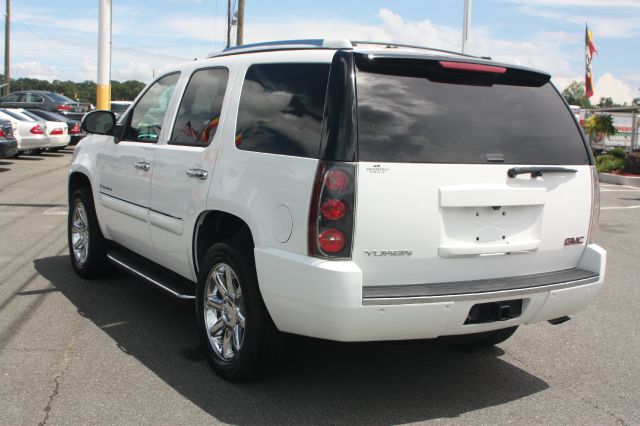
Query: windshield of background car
355 58 590 165
0 109 34 121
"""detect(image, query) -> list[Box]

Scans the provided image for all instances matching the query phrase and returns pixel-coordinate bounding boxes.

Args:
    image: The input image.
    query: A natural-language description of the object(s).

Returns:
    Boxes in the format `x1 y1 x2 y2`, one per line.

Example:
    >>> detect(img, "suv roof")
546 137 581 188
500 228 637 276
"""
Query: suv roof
207 38 488 60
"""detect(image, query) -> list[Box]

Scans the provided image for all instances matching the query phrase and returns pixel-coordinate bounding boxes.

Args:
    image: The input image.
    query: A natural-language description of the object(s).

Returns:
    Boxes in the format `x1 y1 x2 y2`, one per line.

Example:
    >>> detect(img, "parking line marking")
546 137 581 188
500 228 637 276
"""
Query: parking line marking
600 189 640 192
44 206 68 215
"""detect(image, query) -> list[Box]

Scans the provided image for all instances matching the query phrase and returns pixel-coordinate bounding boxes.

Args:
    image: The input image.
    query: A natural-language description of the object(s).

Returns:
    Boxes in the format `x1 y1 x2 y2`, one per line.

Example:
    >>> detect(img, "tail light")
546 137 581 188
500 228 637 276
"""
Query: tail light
0 129 5 137
30 124 44 134
56 104 72 112
50 128 64 135
439 61 507 74
69 124 81 134
588 165 600 243
308 162 356 259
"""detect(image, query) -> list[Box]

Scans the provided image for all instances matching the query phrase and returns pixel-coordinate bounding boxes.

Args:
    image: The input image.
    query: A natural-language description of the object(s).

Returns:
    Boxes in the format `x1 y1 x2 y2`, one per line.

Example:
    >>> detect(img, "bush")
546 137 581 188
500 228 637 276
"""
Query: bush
596 154 625 173
624 151 640 174
608 147 627 159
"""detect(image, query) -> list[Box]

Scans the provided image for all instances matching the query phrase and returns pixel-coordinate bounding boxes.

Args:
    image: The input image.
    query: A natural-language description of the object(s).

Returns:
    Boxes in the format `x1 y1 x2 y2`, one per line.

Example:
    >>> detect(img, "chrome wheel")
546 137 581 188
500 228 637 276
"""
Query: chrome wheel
204 263 245 360
71 202 90 266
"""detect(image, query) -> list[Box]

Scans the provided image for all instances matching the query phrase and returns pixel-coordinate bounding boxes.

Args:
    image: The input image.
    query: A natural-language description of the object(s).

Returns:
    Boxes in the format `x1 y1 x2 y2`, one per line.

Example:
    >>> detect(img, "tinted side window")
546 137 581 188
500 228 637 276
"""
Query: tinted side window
25 93 44 103
356 67 590 165
235 63 330 158
124 73 179 143
170 68 228 146
2 93 21 102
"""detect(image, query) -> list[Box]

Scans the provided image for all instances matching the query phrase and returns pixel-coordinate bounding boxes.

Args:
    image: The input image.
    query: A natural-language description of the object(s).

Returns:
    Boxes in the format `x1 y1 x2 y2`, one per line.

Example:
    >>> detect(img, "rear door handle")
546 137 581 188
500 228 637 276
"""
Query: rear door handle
186 168 208 180
134 161 150 171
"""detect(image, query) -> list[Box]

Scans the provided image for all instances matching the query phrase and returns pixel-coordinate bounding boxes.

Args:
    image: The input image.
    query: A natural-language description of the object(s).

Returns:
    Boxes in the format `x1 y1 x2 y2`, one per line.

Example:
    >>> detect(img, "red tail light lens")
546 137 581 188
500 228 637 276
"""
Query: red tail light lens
56 104 72 111
439 61 507 74
0 129 5 137
324 168 350 191
69 124 81 134
50 128 64 135
30 124 44 134
308 162 356 259
318 228 346 253
321 199 346 220
588 165 600 243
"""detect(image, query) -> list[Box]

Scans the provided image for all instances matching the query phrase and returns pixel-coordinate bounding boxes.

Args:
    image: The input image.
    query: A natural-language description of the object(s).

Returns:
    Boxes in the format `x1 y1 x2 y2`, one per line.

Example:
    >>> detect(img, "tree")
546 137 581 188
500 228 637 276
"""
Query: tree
597 97 615 108
585 114 616 143
561 80 592 108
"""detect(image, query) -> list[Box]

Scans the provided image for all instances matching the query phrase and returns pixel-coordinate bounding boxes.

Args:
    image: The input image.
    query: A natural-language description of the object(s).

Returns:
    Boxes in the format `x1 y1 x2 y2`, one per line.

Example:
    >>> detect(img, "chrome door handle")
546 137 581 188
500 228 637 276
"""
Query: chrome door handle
134 161 150 171
186 168 208 180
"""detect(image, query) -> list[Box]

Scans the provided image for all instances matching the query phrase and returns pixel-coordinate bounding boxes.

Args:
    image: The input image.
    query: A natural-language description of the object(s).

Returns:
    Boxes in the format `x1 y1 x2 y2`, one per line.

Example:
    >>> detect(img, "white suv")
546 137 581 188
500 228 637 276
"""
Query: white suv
69 40 606 380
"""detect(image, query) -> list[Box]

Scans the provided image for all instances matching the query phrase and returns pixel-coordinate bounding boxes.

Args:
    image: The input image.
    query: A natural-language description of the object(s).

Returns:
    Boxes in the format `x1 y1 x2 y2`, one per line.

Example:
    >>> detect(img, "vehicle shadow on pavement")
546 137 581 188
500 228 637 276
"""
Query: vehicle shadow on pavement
34 255 549 424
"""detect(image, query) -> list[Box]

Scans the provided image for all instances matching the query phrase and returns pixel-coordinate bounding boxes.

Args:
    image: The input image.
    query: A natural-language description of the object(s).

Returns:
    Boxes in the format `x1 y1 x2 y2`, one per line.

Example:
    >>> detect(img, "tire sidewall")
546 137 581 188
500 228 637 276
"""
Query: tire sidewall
68 188 108 277
196 242 266 380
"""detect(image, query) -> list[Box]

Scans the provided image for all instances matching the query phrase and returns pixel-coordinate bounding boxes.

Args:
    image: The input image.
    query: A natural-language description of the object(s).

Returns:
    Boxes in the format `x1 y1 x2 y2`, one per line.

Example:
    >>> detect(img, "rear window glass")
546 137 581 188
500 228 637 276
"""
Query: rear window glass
48 93 76 104
235 63 330 158
356 64 589 165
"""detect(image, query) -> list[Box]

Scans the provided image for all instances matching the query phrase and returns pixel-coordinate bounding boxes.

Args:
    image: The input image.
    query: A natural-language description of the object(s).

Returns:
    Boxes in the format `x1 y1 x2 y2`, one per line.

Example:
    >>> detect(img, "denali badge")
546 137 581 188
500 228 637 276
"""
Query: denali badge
564 237 585 246
364 250 413 257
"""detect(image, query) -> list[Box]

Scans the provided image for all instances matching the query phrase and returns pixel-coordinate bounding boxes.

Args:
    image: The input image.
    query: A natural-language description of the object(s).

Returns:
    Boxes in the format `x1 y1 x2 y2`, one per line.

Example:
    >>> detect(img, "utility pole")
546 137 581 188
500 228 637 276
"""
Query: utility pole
97 0 111 110
462 0 472 54
4 0 10 96
236 0 244 46
226 0 231 48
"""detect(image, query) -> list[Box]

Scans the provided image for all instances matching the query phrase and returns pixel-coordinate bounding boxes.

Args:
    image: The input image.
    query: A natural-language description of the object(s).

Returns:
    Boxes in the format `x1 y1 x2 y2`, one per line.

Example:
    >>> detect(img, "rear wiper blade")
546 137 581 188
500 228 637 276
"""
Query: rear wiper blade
507 167 578 178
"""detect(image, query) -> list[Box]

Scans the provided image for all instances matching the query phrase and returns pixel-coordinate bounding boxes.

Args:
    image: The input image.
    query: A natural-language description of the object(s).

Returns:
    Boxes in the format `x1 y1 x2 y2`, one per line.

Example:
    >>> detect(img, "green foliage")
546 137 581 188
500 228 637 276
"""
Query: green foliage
608 147 627 159
561 80 592 108
595 154 625 173
597 97 615 108
624 151 640 174
0 74 145 105
585 114 616 139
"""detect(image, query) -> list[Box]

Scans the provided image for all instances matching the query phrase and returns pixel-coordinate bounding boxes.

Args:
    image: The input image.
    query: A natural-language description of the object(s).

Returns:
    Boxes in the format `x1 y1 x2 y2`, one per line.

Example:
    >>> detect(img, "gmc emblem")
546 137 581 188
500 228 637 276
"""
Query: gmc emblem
564 236 585 246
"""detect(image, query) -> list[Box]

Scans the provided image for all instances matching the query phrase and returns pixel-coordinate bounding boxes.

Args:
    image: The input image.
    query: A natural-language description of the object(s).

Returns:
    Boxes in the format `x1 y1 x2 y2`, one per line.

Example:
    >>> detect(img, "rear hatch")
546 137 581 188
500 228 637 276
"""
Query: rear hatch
351 54 593 287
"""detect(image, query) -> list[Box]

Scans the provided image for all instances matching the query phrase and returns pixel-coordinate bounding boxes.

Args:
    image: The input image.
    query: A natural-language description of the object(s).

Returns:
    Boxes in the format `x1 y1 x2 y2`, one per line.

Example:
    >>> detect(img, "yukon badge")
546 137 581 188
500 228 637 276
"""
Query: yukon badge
564 236 585 246
364 250 413 257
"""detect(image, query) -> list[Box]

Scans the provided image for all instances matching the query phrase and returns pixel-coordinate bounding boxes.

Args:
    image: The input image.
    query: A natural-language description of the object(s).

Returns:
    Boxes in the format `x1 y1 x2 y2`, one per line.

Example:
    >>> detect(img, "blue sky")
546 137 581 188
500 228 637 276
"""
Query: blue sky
3 0 639 103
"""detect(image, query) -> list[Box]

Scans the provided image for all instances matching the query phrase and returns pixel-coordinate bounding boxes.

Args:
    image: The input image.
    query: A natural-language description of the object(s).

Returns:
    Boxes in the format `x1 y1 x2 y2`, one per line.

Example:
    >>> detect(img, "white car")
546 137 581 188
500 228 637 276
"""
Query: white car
0 109 50 155
8 108 70 150
69 39 606 381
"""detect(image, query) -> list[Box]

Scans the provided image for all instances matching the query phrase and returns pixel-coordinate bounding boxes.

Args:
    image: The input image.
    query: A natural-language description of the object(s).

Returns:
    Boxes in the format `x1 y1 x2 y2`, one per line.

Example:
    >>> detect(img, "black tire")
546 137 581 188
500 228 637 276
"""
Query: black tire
68 188 112 278
459 326 518 349
196 239 283 381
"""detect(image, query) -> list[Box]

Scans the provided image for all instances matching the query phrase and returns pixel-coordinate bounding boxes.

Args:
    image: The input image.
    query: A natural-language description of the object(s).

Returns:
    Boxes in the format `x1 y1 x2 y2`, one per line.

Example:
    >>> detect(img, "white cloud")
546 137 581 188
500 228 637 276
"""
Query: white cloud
517 6 640 38
592 72 635 104
11 61 66 81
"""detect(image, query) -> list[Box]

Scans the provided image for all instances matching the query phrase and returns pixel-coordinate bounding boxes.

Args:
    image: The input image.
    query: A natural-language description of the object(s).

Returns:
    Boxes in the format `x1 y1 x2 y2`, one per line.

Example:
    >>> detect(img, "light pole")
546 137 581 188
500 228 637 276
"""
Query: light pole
97 0 111 110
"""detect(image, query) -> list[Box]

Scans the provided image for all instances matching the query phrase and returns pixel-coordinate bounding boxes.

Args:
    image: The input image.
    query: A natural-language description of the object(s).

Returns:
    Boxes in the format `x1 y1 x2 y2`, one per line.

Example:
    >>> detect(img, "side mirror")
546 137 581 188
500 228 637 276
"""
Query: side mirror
81 110 116 135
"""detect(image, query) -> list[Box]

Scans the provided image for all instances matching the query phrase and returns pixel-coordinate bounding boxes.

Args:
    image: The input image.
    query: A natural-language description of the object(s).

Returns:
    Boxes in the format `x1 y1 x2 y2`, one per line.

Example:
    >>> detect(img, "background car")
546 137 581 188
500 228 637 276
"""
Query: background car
0 119 18 158
27 109 84 145
10 109 70 151
0 108 50 156
110 100 133 119
0 90 89 120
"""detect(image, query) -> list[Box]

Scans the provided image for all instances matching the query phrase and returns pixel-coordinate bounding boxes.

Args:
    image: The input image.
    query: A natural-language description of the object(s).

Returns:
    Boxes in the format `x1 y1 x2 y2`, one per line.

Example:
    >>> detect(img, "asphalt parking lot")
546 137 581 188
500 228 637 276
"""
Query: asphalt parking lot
0 149 639 425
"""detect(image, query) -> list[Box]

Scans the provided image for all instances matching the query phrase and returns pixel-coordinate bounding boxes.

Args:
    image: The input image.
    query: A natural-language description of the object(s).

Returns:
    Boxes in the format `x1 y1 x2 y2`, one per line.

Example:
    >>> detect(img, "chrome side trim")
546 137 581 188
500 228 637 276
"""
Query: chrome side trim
107 253 195 300
362 275 600 306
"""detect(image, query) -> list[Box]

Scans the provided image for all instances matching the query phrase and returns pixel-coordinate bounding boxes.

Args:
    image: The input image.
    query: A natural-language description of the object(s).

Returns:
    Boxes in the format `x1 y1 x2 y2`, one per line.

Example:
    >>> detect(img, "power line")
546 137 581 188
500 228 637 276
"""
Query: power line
12 15 83 68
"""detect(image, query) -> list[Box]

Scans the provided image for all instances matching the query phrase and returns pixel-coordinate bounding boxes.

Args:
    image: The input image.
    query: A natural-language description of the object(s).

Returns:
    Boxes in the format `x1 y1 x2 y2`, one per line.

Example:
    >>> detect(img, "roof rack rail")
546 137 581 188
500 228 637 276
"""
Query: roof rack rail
350 40 491 60
207 39 353 58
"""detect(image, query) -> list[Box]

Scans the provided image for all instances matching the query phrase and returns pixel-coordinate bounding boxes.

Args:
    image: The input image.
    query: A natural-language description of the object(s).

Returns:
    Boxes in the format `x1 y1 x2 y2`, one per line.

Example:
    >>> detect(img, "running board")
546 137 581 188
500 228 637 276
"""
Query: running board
107 249 196 300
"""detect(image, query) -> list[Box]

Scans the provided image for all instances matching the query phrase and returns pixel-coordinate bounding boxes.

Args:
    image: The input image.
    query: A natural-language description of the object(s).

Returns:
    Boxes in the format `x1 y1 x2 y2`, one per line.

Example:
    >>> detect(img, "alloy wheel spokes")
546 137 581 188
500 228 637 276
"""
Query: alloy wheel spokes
71 202 89 265
204 262 246 360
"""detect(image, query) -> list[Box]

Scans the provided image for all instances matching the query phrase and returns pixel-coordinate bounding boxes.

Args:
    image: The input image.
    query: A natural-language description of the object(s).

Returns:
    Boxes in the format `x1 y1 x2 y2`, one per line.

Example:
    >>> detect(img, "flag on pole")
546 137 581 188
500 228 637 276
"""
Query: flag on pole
585 24 597 98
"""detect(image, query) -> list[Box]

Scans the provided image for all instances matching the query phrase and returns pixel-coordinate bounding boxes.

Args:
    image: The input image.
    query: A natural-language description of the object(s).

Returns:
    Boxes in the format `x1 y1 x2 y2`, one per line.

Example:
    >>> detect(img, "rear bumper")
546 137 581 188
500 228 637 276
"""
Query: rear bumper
0 138 18 157
255 244 606 341
49 134 70 148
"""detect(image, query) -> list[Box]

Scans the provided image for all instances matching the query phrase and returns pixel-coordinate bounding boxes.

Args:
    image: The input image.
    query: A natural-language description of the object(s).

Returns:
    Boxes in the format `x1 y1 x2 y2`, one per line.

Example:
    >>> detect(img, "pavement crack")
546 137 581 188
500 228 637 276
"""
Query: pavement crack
38 374 61 426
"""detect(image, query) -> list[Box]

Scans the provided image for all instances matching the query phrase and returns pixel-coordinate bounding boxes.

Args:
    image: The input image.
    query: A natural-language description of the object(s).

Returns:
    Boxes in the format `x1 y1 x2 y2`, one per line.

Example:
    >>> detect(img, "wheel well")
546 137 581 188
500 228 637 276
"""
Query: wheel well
68 172 92 202
194 211 254 274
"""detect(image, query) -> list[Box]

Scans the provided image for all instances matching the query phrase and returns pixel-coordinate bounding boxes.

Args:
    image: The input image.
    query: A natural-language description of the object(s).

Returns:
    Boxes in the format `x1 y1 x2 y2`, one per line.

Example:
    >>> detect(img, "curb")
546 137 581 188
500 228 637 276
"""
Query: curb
598 173 640 188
